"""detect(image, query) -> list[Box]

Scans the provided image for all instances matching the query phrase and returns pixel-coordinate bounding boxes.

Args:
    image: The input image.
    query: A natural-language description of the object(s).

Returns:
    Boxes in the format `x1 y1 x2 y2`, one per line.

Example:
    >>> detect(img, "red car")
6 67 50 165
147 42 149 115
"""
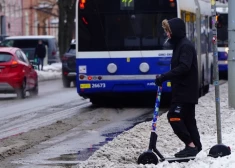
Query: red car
0 47 38 99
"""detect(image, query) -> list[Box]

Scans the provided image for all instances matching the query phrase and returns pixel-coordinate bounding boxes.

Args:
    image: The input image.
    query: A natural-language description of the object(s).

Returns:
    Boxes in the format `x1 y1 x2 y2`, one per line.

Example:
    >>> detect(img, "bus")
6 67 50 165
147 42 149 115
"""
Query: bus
75 0 213 105
216 1 228 78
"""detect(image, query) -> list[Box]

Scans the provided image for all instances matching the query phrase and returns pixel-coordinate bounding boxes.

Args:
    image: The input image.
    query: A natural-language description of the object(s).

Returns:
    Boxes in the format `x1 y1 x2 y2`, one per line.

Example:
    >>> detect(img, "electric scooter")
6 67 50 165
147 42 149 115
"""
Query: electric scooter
137 86 231 165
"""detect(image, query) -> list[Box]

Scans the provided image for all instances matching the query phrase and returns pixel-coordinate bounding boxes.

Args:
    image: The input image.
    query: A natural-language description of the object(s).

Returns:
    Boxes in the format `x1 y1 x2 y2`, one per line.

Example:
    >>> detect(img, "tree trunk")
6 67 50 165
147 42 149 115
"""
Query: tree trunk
58 0 76 59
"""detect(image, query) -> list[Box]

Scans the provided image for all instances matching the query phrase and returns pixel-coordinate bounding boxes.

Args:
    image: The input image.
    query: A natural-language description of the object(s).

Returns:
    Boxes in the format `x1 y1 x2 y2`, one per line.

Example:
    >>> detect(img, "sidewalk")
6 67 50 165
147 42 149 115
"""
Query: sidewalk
36 63 62 82
77 82 235 168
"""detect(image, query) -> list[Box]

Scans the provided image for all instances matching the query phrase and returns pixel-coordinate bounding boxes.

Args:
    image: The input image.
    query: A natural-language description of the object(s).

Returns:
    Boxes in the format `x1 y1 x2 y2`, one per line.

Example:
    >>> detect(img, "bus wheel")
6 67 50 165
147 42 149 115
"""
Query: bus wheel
90 97 106 107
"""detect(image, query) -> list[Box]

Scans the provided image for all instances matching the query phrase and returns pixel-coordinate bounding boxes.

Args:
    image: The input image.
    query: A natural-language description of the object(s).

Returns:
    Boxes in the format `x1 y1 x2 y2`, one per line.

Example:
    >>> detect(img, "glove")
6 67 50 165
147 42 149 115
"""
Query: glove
155 74 165 86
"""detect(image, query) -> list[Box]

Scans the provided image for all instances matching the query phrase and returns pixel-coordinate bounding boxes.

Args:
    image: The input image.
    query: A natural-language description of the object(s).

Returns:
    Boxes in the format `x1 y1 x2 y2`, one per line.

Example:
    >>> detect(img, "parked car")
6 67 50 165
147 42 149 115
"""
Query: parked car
0 35 60 65
0 47 38 99
62 42 76 88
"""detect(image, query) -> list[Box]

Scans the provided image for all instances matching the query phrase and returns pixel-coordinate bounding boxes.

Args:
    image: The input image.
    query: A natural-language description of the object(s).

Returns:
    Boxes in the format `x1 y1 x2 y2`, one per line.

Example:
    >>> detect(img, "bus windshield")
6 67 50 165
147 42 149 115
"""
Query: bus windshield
217 14 228 47
78 0 177 51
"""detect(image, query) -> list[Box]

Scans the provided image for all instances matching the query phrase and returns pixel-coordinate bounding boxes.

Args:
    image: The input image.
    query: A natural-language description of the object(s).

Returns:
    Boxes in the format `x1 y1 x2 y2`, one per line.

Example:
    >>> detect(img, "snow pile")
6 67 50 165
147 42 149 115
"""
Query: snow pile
78 83 235 168
37 63 62 82
42 63 62 72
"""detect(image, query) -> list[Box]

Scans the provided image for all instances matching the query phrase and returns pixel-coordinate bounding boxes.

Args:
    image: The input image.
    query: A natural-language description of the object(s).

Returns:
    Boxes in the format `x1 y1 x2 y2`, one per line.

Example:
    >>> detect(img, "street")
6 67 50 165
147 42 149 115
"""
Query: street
0 0 231 167
0 79 167 168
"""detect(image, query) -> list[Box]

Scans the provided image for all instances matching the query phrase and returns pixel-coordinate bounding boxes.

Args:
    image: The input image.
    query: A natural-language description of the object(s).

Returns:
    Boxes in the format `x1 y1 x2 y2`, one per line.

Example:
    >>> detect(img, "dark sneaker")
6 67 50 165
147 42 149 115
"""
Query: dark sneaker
198 147 202 153
175 146 199 158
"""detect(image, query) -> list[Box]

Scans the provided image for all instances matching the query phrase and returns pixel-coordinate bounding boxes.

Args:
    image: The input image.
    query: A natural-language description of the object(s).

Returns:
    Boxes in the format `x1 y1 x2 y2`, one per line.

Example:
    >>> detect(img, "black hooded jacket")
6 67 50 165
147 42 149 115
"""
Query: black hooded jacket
163 18 199 104
34 44 46 59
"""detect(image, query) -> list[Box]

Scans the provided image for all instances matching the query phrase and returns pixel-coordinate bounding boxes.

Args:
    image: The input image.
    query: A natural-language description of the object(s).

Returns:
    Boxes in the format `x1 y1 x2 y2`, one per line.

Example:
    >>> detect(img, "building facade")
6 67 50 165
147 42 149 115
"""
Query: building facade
22 0 58 39
0 0 23 37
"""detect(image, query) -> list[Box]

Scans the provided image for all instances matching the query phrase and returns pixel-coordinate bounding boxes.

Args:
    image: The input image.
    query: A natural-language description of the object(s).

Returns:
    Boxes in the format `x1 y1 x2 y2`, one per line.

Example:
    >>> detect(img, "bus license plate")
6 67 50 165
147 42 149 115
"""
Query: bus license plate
167 82 171 87
80 83 91 89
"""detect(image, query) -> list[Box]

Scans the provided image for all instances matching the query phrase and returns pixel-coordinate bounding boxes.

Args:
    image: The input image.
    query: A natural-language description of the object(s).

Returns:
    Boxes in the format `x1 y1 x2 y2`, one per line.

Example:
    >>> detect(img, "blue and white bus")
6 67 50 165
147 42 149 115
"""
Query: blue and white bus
75 0 213 105
216 1 229 78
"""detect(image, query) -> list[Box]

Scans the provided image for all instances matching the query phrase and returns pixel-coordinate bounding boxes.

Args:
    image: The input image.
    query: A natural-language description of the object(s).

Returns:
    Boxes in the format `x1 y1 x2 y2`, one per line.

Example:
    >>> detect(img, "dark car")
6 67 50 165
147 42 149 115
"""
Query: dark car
1 36 60 65
62 42 76 88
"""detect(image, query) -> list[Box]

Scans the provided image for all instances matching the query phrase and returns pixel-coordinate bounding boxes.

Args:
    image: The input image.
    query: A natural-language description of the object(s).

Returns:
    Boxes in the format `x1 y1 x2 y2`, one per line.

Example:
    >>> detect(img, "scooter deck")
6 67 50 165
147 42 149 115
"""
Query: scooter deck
162 156 196 163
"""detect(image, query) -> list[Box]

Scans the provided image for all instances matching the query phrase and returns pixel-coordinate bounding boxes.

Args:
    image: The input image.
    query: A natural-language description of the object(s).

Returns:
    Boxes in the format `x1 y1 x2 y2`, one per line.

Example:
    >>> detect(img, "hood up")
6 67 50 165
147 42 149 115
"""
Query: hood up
162 18 186 45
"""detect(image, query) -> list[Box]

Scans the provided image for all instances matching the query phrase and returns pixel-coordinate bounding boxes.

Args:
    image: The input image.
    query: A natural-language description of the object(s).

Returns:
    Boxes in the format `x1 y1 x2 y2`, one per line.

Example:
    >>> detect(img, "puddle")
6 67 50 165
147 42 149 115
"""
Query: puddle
47 109 167 165
49 117 153 163
48 129 132 162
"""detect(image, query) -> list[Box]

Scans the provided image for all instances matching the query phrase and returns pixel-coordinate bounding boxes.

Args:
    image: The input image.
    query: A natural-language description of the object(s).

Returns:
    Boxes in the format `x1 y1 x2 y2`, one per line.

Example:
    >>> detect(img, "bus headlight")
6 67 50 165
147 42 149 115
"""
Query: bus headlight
139 62 150 73
107 63 117 74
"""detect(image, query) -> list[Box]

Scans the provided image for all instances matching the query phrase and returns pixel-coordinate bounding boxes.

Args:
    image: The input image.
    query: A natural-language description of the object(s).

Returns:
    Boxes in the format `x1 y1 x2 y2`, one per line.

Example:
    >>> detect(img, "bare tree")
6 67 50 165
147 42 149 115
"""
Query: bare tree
58 0 76 58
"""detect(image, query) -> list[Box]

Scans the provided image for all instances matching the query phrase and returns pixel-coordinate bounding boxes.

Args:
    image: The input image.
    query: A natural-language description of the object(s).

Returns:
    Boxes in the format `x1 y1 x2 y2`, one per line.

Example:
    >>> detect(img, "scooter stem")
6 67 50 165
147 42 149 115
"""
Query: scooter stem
148 131 165 160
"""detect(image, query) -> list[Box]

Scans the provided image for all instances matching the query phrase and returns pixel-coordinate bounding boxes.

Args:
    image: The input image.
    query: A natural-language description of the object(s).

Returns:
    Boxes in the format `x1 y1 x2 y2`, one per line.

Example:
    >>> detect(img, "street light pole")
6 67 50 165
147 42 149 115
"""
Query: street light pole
208 0 231 158
211 0 222 145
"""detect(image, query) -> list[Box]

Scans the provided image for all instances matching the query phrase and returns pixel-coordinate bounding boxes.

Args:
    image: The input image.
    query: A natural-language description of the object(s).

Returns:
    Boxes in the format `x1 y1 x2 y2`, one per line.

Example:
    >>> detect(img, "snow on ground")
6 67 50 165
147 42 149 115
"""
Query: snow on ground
36 63 62 82
78 82 235 168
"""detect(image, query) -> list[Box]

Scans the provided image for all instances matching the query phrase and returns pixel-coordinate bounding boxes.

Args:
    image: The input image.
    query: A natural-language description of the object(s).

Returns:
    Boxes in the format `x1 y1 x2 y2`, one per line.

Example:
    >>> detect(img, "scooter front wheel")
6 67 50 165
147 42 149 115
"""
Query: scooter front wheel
137 151 159 165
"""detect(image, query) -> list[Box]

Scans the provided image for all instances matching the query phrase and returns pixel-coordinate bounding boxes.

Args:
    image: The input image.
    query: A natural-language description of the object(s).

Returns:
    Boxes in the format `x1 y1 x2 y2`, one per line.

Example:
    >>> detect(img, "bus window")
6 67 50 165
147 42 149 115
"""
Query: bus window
78 0 177 51
217 14 228 47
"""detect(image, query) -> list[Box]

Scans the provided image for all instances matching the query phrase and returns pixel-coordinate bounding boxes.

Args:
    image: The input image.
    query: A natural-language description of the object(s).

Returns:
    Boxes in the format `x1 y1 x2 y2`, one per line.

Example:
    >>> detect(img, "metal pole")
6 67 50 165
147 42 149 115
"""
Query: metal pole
211 0 222 144
194 0 201 93
228 0 235 108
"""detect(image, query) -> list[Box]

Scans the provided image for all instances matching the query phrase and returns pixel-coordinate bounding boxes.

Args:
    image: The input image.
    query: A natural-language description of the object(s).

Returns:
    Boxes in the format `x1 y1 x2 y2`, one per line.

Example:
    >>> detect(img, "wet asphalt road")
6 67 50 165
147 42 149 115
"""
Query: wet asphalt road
0 80 89 140
0 79 168 168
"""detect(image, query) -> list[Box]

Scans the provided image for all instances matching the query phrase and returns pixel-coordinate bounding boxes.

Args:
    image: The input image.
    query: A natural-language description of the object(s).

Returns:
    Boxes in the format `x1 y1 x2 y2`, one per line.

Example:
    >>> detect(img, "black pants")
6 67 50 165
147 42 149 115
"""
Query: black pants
167 103 202 151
